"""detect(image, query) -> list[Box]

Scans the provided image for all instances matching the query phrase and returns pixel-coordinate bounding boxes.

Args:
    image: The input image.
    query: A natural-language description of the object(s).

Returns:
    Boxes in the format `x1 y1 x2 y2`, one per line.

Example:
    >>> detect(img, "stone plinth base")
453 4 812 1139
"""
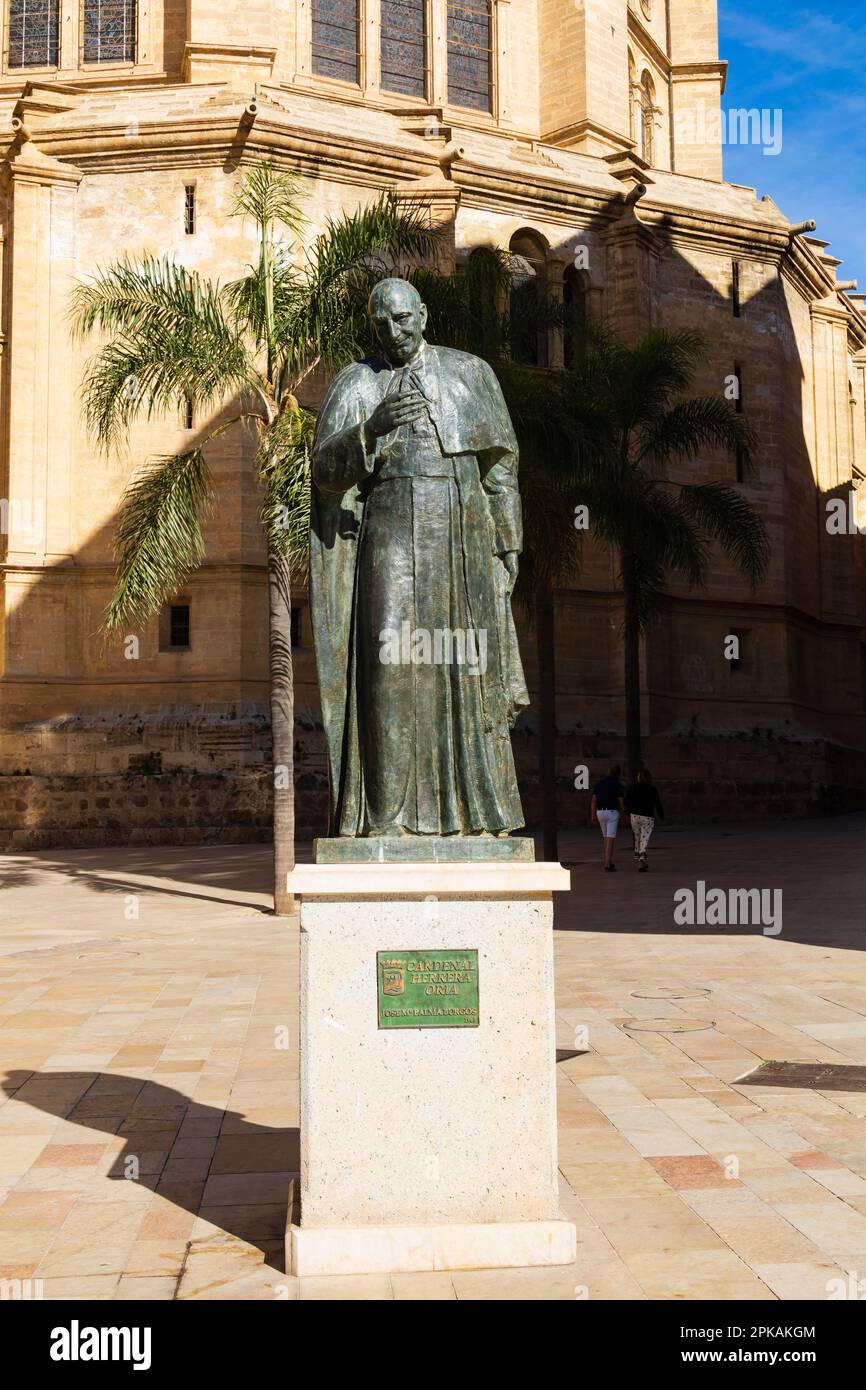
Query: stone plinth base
313 835 535 863
288 1219 577 1277
285 860 574 1276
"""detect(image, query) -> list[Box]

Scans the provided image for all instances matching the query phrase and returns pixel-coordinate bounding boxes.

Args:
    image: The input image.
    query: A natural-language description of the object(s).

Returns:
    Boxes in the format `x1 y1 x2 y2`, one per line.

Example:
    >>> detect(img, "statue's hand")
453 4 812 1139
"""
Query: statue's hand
501 552 519 596
364 389 427 446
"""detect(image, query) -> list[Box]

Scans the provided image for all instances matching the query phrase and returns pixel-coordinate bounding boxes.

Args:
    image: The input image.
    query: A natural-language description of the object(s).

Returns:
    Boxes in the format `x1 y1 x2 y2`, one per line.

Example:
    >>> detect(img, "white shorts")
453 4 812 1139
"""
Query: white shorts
597 809 619 839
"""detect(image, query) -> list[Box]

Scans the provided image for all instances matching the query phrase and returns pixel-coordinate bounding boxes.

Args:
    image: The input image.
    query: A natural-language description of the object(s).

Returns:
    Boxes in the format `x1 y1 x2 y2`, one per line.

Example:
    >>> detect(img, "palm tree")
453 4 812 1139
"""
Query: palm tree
70 161 439 915
411 250 583 860
568 327 770 778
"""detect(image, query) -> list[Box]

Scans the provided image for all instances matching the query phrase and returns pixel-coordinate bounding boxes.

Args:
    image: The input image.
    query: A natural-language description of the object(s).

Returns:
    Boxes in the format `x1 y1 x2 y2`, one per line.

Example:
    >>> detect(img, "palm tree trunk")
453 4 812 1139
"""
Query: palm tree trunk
622 549 642 780
534 580 558 862
268 542 295 915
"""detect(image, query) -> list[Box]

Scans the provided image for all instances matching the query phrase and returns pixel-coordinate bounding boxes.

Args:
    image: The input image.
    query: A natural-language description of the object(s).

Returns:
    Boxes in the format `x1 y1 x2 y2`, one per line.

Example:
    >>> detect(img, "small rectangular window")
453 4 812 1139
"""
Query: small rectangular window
183 395 194 430
735 446 746 483
312 0 360 83
169 604 190 649
159 600 191 651
732 260 741 318
733 365 745 481
291 608 302 649
184 185 196 236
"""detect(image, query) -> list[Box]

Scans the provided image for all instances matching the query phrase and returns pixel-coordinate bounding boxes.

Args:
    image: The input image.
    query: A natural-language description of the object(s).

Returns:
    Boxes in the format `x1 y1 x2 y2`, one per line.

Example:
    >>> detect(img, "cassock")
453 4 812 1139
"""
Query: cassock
310 341 529 838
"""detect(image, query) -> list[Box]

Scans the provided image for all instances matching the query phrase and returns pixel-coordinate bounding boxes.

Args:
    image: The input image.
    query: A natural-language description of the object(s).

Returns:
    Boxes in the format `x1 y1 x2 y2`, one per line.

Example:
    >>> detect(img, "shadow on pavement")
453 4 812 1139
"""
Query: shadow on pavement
2 1069 298 1272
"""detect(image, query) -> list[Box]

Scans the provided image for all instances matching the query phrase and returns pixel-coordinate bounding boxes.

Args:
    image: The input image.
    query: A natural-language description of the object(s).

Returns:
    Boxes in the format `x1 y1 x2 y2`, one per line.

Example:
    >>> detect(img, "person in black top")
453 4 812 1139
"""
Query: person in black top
624 768 664 872
591 765 626 871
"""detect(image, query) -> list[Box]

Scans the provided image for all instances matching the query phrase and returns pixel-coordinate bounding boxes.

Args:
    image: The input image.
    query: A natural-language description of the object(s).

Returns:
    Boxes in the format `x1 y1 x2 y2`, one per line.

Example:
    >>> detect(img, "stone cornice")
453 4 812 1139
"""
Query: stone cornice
670 61 728 93
0 115 783 256
4 131 83 189
542 116 634 155
182 42 277 85
627 10 671 74
2 88 863 347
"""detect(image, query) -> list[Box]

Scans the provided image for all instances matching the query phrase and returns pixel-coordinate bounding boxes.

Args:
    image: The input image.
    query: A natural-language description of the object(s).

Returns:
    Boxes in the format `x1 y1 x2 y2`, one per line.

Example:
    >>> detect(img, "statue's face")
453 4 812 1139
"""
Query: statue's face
369 284 428 364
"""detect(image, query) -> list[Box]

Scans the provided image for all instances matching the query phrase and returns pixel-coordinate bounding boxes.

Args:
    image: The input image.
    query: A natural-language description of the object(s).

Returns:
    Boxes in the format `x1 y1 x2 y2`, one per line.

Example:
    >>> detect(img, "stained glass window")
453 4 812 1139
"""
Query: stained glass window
8 0 60 69
381 0 426 99
312 0 360 83
447 0 492 113
83 0 137 63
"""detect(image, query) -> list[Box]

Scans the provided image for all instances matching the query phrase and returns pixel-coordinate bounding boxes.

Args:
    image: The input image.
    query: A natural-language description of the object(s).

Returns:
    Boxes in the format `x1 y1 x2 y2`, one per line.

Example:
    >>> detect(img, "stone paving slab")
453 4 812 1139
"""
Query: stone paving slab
1 817 865 1300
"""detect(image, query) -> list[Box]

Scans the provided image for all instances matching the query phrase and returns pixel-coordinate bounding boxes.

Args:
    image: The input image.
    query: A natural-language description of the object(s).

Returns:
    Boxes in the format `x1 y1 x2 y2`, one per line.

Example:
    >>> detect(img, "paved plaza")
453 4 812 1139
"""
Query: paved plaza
1 815 866 1300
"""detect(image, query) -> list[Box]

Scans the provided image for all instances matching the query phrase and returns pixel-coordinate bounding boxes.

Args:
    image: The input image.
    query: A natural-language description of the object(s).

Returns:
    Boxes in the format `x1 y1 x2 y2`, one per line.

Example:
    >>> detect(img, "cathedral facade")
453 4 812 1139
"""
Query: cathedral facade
1 0 865 846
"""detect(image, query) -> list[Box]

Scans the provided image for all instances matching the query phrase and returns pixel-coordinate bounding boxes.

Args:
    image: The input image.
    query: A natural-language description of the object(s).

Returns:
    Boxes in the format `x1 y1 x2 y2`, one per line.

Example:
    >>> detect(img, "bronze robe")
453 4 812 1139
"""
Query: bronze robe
310 343 528 837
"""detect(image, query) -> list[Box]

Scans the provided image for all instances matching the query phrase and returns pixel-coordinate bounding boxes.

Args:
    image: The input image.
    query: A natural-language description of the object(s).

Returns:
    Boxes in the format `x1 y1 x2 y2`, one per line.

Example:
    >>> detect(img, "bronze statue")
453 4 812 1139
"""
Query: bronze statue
310 278 528 840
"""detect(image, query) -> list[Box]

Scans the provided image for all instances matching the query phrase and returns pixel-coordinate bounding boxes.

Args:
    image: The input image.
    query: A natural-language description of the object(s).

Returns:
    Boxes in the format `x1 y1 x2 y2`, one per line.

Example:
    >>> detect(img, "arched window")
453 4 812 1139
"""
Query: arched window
447 0 493 113
312 0 360 83
381 0 427 98
640 71 656 165
509 231 547 368
8 0 59 68
83 0 136 63
562 266 588 369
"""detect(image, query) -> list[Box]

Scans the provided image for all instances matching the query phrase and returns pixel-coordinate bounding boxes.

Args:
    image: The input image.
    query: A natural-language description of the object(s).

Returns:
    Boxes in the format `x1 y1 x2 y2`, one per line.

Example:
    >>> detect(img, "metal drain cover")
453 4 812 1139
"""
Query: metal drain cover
621 1017 715 1034
735 1061 866 1092
630 988 711 1001
76 950 141 960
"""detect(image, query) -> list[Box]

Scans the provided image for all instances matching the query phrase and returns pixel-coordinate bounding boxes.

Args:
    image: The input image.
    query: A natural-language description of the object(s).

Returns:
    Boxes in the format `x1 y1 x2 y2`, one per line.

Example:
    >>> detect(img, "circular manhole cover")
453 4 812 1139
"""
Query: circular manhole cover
630 987 711 1000
621 1017 715 1034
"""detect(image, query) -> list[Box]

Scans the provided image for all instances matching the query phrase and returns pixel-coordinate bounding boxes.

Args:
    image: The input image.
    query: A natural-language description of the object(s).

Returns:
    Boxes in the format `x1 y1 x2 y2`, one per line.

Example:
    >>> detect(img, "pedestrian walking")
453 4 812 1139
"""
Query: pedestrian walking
591 765 626 872
625 768 664 872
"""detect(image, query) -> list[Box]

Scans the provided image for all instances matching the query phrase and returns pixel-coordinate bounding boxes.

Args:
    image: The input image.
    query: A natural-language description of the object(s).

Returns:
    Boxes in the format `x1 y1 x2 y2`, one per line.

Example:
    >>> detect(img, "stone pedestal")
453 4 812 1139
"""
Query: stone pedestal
285 860 576 1277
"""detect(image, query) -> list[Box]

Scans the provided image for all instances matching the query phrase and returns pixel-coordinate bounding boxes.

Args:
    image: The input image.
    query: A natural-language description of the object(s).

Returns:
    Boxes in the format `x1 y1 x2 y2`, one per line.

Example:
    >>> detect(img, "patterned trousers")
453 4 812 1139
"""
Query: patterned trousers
631 815 655 857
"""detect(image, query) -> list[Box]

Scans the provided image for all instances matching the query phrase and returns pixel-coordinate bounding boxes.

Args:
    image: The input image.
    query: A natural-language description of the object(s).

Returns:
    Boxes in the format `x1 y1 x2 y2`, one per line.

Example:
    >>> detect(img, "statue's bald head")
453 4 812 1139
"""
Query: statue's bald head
368 277 428 365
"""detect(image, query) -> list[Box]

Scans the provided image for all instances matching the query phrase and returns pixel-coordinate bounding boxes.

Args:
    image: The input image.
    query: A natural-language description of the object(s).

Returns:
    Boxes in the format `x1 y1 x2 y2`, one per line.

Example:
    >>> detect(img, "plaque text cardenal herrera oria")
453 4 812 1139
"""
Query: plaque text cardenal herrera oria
378 949 480 1028
404 957 475 992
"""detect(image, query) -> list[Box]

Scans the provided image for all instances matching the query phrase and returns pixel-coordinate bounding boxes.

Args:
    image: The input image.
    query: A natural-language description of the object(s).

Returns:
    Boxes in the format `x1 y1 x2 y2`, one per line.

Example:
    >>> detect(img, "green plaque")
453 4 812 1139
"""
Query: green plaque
377 950 480 1029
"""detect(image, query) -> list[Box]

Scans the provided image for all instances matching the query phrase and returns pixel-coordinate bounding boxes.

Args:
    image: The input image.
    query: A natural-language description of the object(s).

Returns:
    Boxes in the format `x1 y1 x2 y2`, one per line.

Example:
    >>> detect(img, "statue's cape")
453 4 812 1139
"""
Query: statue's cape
309 346 526 829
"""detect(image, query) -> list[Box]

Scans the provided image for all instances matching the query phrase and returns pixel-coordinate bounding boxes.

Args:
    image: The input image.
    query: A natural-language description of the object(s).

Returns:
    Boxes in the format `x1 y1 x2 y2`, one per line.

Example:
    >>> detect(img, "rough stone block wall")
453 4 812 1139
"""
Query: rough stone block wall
2 721 864 852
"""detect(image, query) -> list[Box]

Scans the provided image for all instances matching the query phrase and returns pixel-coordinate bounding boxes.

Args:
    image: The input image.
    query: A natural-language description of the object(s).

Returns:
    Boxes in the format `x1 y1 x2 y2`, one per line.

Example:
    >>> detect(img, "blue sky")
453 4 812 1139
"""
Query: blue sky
719 1 866 283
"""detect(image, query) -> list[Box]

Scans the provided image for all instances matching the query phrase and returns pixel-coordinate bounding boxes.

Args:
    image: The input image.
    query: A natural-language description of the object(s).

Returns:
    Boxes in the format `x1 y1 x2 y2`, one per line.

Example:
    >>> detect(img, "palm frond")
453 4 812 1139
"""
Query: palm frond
638 395 757 470
677 482 770 586
73 257 260 448
638 481 708 589
223 247 303 352
600 329 706 430
104 449 212 632
280 193 443 381
629 551 669 629
231 160 307 237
